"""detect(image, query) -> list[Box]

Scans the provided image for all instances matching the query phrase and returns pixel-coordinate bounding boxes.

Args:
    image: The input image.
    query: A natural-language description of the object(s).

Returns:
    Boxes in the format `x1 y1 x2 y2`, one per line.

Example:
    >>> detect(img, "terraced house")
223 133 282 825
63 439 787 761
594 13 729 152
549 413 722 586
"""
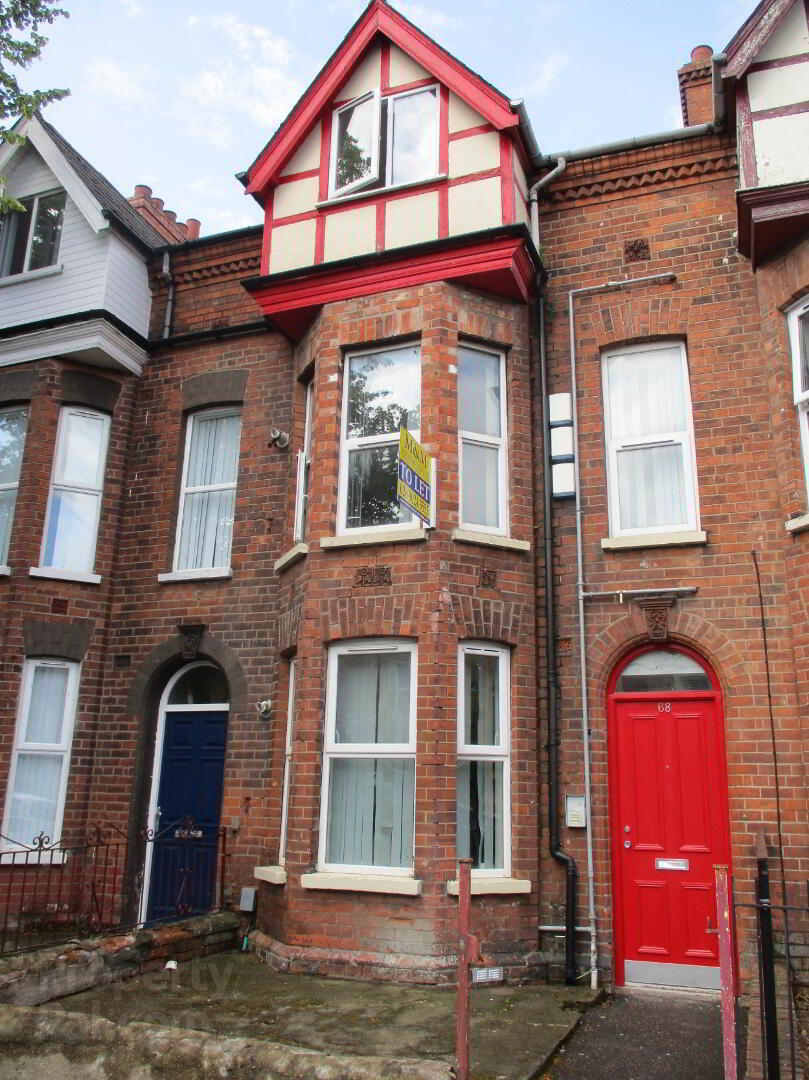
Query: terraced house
0 0 807 1035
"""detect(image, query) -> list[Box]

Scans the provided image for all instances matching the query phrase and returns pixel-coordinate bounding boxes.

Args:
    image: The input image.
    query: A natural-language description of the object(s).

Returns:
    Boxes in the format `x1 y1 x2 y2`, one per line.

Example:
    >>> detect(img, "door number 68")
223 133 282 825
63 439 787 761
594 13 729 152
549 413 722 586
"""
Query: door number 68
657 702 672 712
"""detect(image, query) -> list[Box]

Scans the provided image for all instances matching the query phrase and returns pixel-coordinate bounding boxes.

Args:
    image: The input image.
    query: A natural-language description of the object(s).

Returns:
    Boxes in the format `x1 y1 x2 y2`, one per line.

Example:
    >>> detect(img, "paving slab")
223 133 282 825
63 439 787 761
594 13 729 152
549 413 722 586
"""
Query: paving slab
540 989 724 1080
47 952 599 1080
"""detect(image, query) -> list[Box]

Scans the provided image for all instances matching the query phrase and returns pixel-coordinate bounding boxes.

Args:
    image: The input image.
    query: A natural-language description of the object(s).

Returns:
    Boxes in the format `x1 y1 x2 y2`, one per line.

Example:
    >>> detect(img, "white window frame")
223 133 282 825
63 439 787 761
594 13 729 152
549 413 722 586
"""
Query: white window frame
279 658 296 866
328 84 439 199
602 340 699 537
0 405 28 567
457 642 511 878
40 406 110 574
1 658 80 857
293 382 313 543
172 406 242 573
318 639 418 876
788 296 809 499
458 344 509 536
0 188 66 277
337 342 421 535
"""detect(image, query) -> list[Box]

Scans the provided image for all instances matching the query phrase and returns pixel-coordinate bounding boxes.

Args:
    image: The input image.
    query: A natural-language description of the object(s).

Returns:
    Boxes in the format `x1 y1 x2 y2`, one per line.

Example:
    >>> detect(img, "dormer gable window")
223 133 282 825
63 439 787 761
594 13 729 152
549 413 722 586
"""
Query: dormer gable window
329 84 438 199
0 190 66 278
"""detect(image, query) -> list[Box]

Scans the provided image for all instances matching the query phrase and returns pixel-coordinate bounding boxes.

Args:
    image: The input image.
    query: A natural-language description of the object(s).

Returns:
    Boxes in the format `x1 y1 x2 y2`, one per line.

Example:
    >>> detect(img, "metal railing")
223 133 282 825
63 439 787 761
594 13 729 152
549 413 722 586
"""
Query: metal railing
0 817 227 955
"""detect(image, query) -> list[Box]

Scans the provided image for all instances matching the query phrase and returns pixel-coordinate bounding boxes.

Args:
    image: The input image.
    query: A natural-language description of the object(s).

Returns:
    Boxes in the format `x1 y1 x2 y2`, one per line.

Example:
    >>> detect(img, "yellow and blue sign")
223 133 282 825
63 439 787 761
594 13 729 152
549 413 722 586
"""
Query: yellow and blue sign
397 427 432 525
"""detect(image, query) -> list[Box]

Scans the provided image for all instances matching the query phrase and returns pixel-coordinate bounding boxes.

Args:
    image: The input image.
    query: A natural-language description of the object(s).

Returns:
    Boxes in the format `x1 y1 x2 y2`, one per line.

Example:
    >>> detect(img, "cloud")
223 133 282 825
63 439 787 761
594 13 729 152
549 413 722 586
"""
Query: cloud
85 59 151 103
530 53 569 95
392 2 459 31
119 0 146 16
181 16 302 147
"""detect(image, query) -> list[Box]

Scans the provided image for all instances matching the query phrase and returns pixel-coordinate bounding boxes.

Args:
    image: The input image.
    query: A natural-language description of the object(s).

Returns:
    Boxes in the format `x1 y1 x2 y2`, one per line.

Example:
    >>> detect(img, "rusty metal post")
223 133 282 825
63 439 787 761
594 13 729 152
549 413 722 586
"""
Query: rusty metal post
715 866 738 1080
456 858 473 1080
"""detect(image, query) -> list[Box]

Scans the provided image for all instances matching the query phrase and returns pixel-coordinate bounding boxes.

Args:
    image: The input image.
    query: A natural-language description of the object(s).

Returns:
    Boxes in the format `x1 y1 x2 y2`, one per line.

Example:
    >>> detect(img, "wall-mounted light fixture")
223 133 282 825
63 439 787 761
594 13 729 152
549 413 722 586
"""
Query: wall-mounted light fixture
268 428 290 449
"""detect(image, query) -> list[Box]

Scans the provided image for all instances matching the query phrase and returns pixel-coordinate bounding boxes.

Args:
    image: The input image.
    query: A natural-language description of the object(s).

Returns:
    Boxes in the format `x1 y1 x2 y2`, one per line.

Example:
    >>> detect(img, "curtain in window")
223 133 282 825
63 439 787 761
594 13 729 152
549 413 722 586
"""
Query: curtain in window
461 442 499 528
607 349 685 439
177 412 241 570
617 444 686 530
326 757 414 867
457 760 504 870
25 665 69 743
464 653 499 745
7 753 63 845
335 652 410 743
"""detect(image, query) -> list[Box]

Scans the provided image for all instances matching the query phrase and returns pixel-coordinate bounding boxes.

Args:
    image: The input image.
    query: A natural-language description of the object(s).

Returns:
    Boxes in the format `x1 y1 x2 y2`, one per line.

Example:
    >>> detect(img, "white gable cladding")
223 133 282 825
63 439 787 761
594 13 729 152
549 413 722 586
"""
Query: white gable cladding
1 146 152 340
744 0 809 188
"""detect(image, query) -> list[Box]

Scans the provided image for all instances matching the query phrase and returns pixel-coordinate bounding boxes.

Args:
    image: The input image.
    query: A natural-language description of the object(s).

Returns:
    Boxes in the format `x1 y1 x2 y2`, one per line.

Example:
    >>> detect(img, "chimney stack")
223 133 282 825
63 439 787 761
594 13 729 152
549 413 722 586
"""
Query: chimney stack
677 45 714 127
127 184 203 244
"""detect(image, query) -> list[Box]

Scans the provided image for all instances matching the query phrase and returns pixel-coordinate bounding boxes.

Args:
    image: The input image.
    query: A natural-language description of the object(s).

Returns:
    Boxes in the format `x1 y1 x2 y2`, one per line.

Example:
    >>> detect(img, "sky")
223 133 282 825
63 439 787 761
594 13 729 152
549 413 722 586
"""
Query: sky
16 0 755 237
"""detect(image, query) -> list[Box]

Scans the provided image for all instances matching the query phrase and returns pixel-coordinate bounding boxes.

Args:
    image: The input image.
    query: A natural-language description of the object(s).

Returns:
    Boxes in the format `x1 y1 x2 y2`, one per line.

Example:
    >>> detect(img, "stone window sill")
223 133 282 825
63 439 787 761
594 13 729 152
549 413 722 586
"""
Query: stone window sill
157 567 232 583
29 566 101 584
446 877 532 896
0 264 63 288
0 566 9 577
300 872 422 896
274 543 308 571
452 528 530 553
254 865 287 885
785 512 809 535
320 527 427 550
600 530 707 551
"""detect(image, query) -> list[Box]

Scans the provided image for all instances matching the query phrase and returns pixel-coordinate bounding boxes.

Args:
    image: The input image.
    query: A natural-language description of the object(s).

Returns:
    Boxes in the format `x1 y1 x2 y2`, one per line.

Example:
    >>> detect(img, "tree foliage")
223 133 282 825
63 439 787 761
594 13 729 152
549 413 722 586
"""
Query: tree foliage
1 1 69 213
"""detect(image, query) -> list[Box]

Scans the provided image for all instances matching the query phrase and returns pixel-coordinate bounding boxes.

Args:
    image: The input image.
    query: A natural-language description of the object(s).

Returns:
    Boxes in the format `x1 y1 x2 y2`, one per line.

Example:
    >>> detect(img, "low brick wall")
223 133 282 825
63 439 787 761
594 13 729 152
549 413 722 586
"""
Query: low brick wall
0 911 239 1006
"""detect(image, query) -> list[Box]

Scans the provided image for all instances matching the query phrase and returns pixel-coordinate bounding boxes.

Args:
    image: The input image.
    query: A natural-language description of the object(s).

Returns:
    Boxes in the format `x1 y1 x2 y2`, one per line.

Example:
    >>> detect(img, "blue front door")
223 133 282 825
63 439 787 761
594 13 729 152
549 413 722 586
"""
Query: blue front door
146 709 228 922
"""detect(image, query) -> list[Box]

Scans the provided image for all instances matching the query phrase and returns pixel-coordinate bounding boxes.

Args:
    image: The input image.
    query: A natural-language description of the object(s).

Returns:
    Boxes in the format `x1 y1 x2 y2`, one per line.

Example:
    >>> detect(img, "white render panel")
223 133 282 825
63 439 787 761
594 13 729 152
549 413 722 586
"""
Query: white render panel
274 175 320 220
515 186 530 229
269 218 317 273
513 147 528 199
5 147 57 196
748 62 809 111
281 121 322 176
754 112 809 184
323 204 376 262
448 130 500 178
102 232 152 336
448 91 486 133
0 198 108 330
448 176 502 236
385 190 438 249
336 45 381 101
389 44 430 86
756 0 809 61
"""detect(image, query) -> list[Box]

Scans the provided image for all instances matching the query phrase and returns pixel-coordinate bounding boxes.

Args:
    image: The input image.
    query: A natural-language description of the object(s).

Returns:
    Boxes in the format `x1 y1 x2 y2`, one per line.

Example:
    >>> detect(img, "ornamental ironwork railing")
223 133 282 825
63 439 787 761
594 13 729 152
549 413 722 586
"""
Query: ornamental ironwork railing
0 817 227 955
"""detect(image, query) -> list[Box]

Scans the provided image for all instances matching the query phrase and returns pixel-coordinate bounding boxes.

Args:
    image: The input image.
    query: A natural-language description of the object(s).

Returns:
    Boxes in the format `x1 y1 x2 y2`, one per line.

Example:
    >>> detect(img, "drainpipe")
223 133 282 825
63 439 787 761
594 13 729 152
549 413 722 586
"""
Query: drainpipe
160 250 174 339
538 294 578 985
528 157 566 251
568 271 677 990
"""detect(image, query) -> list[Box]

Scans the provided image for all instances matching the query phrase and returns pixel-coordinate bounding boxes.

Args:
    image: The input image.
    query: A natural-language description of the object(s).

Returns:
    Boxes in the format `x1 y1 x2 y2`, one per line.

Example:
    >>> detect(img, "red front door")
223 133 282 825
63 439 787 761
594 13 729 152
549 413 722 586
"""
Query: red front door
609 676 731 989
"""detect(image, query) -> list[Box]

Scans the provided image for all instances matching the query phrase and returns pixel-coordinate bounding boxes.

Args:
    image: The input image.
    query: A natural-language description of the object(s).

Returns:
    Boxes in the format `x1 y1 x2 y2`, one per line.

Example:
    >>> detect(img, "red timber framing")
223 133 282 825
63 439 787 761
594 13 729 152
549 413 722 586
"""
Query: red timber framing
245 0 518 198
243 226 538 341
723 0 799 79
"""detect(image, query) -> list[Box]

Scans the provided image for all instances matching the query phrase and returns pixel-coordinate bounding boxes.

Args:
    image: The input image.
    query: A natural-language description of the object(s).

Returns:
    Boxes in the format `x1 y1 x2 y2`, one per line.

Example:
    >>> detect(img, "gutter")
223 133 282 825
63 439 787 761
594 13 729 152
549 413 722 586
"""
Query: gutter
533 52 727 169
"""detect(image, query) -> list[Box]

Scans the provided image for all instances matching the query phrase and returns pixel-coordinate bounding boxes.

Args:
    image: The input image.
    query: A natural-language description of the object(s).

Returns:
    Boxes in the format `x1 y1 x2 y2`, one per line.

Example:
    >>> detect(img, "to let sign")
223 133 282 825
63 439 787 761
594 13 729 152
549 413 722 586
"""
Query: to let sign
397 428 433 525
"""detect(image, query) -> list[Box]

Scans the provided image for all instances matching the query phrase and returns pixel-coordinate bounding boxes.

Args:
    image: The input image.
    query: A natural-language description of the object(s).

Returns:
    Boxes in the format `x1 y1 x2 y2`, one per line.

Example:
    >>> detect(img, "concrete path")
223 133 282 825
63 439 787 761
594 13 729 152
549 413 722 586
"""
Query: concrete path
47 952 600 1080
541 989 724 1080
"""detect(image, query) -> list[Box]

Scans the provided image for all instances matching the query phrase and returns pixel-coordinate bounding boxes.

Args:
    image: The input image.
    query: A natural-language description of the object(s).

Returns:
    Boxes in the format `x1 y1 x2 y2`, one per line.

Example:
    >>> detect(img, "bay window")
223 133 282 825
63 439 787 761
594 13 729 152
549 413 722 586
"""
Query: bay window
788 296 809 497
457 642 510 874
0 406 28 566
329 85 438 199
2 659 79 851
602 341 699 536
40 406 110 574
319 640 417 873
279 659 296 866
173 407 242 572
338 343 420 533
458 344 508 533
1 190 66 277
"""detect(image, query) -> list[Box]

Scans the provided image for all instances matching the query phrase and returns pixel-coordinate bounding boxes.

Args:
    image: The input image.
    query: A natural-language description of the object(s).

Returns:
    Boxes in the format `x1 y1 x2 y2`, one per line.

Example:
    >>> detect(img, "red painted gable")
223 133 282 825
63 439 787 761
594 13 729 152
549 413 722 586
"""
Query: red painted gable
245 0 518 199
